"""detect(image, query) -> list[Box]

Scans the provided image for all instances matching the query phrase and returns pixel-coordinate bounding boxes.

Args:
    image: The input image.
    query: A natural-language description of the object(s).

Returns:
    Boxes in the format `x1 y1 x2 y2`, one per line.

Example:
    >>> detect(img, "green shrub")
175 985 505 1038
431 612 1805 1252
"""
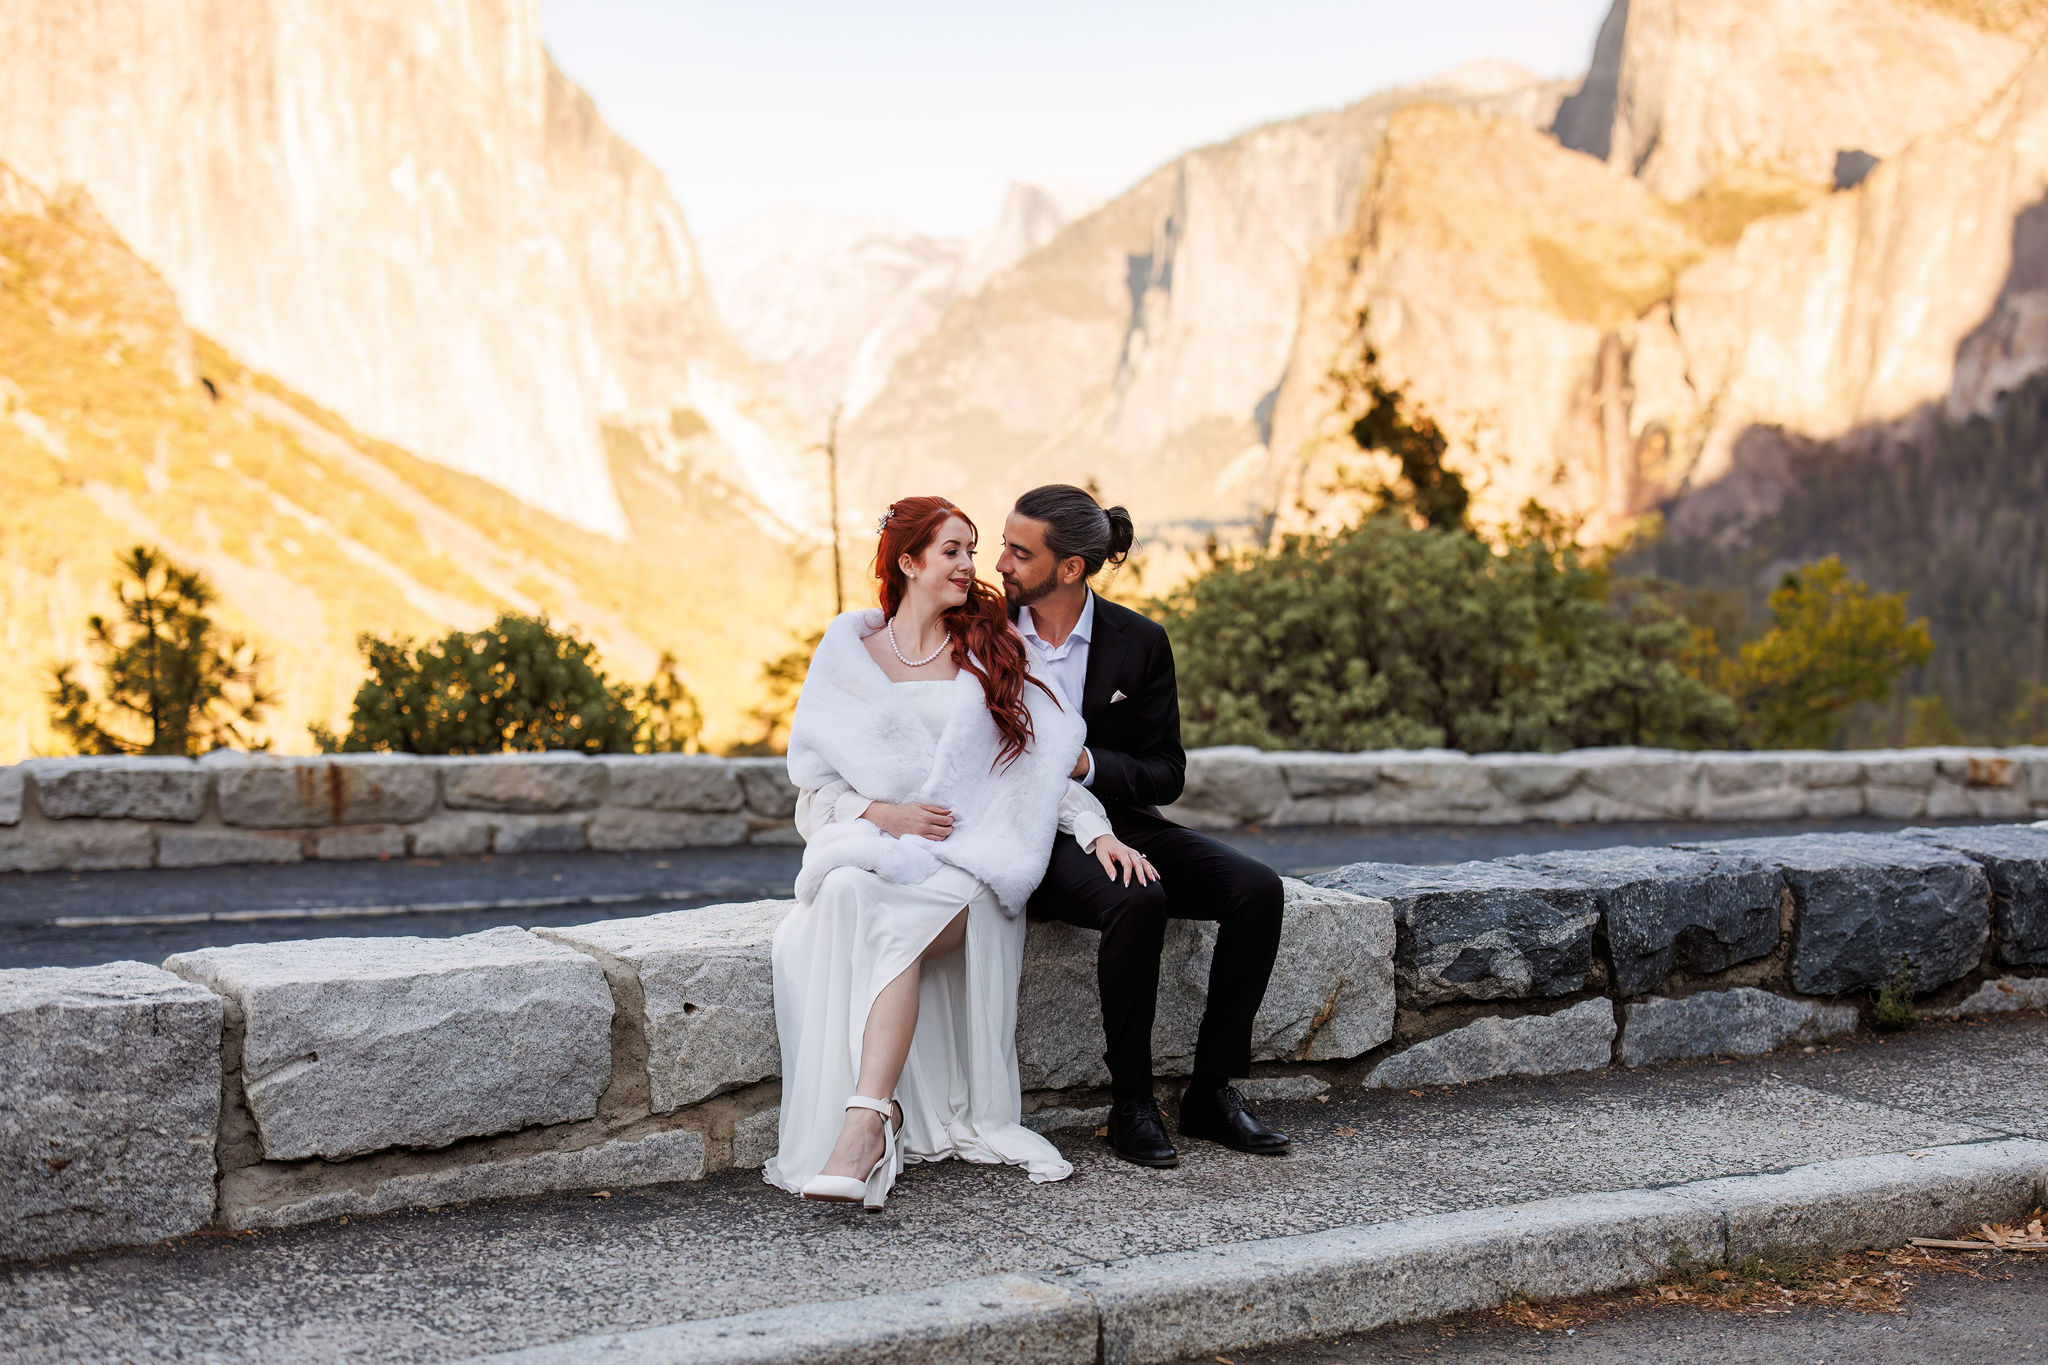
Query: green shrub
1870 960 1919 1033
315 612 680 755
1163 509 1737 753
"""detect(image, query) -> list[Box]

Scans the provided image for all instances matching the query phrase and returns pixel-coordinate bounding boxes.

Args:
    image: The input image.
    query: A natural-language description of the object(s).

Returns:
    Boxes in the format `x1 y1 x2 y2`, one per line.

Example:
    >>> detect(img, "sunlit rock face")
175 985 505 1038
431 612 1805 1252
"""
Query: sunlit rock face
834 64 1569 542
1267 0 2048 548
0 0 815 538
702 184 1084 437
1603 0 2036 200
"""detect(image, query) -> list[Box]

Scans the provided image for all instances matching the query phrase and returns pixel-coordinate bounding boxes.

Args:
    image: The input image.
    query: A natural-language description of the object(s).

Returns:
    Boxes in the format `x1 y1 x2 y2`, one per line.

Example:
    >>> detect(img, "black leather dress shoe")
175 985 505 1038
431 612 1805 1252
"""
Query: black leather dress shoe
1105 1096 1180 1168
1178 1083 1291 1155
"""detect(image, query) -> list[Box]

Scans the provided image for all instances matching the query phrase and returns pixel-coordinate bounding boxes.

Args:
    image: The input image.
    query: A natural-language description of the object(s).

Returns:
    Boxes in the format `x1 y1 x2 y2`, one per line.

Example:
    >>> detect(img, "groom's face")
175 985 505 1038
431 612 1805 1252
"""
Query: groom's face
997 512 1060 609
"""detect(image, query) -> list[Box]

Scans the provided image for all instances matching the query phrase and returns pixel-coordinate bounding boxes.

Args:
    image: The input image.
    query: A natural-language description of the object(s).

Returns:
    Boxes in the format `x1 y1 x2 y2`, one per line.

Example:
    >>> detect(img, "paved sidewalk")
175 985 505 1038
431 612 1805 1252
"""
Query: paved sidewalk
2 1014 2042 1363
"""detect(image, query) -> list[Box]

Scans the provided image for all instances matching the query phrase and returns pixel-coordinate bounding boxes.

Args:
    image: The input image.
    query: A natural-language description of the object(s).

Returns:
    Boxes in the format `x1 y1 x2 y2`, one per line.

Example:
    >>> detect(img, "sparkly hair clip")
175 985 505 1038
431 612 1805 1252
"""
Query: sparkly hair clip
876 504 897 533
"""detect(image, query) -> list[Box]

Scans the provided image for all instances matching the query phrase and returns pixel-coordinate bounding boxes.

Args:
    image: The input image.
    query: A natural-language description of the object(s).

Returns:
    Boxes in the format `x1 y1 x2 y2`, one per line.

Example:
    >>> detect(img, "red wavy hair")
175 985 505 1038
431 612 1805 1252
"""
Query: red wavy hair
875 495 1055 766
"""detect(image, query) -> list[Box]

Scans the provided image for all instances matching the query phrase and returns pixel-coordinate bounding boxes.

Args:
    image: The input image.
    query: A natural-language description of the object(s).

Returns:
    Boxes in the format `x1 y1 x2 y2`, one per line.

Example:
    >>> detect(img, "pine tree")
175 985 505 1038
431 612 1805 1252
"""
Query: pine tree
48 546 271 755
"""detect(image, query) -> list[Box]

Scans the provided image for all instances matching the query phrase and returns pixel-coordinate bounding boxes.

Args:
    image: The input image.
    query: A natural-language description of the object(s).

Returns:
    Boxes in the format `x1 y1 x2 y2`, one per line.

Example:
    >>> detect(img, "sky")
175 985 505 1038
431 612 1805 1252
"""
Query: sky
540 1 1616 241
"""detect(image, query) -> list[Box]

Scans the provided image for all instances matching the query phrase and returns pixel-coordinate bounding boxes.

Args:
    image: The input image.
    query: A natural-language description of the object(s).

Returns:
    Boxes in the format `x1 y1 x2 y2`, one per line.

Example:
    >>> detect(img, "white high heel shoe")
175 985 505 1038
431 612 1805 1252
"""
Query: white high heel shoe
799 1095 903 1210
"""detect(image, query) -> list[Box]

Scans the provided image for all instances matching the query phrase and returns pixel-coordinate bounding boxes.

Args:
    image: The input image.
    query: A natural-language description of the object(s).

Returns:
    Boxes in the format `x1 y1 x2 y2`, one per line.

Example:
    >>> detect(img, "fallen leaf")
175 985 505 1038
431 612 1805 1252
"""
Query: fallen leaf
1408 1090 1424 1098
1333 1126 1359 1137
590 1190 611 1200
1708 1270 1729 1281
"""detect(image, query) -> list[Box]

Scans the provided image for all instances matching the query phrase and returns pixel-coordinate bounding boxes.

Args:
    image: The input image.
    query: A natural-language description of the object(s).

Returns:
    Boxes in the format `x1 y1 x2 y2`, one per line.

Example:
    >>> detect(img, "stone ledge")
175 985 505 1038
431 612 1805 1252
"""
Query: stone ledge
0 961 223 1261
166 928 614 1161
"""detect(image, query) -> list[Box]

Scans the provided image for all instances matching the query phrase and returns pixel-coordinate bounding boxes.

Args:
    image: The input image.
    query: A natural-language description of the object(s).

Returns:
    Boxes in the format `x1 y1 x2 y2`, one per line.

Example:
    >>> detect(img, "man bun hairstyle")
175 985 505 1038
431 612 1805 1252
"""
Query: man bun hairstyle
1014 483 1135 578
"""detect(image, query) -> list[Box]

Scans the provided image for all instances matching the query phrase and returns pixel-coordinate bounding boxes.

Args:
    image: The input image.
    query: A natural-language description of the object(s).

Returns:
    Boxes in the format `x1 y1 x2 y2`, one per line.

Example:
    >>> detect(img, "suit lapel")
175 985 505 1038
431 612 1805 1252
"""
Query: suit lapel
1081 592 1129 724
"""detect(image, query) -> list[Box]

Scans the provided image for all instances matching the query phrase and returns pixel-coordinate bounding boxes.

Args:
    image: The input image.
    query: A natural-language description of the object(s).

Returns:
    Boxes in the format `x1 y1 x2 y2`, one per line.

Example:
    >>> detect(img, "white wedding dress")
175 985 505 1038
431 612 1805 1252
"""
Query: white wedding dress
763 679 1103 1193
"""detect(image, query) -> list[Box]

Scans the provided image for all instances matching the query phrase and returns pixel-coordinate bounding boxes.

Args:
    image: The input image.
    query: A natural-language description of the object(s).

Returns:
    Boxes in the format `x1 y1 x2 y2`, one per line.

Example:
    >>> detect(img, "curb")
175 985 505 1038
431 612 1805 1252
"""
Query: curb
461 1138 2048 1365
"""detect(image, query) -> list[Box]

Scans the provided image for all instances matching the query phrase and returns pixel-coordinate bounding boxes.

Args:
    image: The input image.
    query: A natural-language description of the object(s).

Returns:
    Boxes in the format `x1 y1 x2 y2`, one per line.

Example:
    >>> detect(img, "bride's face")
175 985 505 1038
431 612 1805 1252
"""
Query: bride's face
900 515 977 610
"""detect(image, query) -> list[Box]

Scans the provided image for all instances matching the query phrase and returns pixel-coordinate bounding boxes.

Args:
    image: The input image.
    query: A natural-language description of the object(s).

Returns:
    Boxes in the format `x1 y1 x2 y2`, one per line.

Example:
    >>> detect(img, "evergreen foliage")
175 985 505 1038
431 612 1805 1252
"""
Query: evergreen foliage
1341 341 1472 533
1715 558 1933 748
47 546 271 755
315 612 699 755
1164 510 1736 752
731 630 821 756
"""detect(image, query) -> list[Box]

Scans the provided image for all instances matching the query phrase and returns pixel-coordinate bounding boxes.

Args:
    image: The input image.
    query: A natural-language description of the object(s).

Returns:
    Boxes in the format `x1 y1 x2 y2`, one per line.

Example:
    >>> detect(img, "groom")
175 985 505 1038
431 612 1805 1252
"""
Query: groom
998 484 1290 1167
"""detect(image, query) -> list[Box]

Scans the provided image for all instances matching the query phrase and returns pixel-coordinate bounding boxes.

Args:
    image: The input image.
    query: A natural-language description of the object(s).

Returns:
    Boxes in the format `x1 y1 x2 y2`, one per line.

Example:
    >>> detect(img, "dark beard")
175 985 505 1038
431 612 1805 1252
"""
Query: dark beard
1003 571 1057 615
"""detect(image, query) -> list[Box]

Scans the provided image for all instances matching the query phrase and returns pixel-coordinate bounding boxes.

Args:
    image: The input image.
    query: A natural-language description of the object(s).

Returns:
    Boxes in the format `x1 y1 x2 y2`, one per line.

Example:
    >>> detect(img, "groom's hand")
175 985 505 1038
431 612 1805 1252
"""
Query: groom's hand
1070 750 1091 780
863 802 955 841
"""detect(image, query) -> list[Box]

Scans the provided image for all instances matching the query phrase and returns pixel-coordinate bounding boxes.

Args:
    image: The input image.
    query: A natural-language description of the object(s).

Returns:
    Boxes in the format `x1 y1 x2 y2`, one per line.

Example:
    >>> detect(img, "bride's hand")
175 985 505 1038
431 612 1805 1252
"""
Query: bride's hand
864 802 955 841
1089 835 1157 886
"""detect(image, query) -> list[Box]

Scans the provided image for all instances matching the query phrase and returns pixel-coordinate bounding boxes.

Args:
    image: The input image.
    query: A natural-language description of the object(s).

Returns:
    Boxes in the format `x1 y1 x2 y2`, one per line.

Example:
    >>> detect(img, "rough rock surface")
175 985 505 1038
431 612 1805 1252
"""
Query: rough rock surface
166 928 613 1161
1619 987 1858 1066
1015 879 1395 1090
600 755 745 812
1365 998 1617 1088
0 820 155 873
1306 861 1600 1007
539 902 791 1114
1679 834 1990 995
730 1108 781 1171
1502 846 1783 995
212 756 336 828
1901 824 2048 966
441 754 606 814
0 765 22 824
1929 975 2048 1017
23 757 206 821
328 755 440 824
225 1129 705 1230
0 961 222 1260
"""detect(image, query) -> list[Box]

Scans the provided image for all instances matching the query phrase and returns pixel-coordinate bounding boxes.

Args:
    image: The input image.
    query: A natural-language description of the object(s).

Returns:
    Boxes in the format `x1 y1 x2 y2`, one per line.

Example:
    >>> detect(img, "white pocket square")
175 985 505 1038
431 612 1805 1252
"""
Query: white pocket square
1110 689 1128 703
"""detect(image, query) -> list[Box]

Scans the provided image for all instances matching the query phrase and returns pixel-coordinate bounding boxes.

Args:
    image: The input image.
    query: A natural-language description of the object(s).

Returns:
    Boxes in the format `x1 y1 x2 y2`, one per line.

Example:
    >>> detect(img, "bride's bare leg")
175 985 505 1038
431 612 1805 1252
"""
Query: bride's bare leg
819 908 970 1180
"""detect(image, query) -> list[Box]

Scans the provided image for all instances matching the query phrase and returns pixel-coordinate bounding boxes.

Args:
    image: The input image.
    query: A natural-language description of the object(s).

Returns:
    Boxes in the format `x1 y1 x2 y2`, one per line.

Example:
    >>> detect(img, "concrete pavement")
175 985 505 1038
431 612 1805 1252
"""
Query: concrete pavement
3 1011 2042 1363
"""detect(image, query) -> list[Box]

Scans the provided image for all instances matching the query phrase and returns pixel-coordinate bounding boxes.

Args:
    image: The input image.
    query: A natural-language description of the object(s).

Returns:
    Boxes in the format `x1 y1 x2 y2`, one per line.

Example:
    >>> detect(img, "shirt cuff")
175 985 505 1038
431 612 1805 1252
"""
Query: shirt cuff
1071 808 1114 852
1078 747 1097 788
835 790 876 825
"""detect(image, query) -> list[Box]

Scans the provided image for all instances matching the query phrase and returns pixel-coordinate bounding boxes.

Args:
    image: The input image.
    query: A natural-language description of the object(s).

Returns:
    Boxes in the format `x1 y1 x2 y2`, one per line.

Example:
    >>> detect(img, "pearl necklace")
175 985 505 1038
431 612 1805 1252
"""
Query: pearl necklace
887 618 951 668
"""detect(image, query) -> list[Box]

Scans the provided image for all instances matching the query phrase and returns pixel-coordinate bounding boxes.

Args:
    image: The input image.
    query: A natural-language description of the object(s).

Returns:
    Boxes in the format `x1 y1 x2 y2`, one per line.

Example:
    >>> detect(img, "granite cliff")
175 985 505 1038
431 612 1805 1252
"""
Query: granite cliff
0 163 822 756
833 64 1570 548
0 0 816 538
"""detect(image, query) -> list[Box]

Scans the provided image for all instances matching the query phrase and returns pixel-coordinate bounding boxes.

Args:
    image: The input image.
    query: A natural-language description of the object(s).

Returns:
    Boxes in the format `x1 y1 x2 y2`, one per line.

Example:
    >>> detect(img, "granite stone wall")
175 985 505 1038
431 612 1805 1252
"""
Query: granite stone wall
3 745 2047 872
4 823 2046 1264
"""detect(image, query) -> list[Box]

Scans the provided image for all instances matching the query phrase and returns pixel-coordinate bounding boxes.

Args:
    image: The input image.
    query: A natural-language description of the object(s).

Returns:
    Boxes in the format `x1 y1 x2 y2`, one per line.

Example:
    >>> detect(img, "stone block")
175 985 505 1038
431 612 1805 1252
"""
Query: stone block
0 765 22 825
1171 747 1290 826
1478 755 1581 806
1862 754 1938 790
1307 861 1600 1007
1276 753 1380 799
1016 879 1396 1089
1782 754 1866 788
1900 824 2048 966
1374 753 1500 815
599 755 745 812
539 901 791 1113
165 927 613 1162
1678 834 1991 995
311 824 410 860
0 820 156 872
1863 784 1929 820
731 1107 780 1170
1800 785 1867 819
225 1129 705 1229
746 821 806 846
1697 755 1789 795
1572 750 1702 818
328 754 439 824
213 755 333 828
409 814 494 858
587 809 749 851
1022 1104 1108 1135
1500 846 1782 996
1928 975 2048 1017
24 756 207 821
0 961 223 1260
158 827 305 868
731 757 799 818
1618 987 1858 1066
490 813 589 853
441 752 605 813
1365 998 1615 1088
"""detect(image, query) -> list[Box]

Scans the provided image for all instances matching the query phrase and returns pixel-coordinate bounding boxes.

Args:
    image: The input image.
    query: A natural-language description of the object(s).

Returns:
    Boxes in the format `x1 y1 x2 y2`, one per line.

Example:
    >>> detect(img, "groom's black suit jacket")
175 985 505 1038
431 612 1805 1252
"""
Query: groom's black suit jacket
1071 594 1186 822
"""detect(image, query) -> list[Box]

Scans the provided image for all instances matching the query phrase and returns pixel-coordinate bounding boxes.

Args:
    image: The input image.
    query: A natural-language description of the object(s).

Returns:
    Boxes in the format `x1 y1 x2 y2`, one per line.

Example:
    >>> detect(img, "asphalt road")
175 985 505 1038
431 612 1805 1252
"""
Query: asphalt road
0 815 1963 968
1191 1255 2048 1363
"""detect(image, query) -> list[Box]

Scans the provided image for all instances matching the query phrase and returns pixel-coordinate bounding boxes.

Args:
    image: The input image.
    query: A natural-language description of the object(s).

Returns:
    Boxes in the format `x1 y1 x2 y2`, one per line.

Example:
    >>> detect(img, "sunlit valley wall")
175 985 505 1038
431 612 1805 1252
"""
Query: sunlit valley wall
5 0 2048 756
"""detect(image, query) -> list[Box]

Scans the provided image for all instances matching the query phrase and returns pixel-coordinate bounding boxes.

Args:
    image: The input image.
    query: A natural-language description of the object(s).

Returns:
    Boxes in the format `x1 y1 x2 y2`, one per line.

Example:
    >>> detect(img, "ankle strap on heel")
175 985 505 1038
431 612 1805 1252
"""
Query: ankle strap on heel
845 1095 894 1116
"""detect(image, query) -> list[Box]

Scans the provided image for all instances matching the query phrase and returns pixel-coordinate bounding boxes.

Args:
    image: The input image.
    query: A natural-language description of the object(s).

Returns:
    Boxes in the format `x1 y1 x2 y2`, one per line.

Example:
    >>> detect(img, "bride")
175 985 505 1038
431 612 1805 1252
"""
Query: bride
763 494 1157 1208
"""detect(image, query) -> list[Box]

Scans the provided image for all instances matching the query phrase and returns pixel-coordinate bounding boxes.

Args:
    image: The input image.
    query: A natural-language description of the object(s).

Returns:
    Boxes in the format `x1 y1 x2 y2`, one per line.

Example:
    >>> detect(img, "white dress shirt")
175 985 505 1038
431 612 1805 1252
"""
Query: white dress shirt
1017 591 1096 788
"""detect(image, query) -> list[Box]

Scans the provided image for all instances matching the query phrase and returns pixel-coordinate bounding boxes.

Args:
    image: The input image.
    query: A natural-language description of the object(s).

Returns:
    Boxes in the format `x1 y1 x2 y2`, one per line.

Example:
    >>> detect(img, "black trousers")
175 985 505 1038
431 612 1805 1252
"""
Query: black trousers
1026 808 1284 1100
